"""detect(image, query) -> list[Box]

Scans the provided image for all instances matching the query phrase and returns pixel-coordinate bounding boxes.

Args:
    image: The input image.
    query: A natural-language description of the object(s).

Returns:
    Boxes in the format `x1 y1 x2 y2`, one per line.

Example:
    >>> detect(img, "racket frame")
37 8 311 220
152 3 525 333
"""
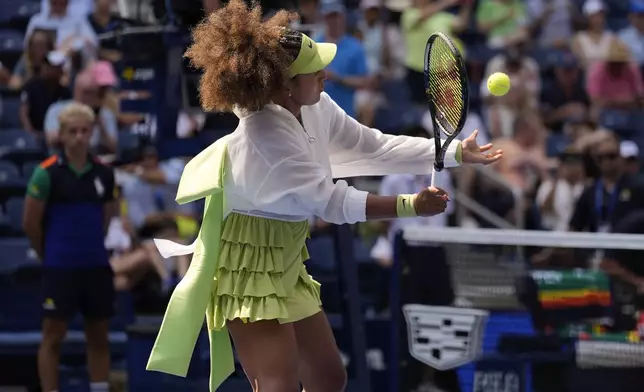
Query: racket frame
424 32 470 173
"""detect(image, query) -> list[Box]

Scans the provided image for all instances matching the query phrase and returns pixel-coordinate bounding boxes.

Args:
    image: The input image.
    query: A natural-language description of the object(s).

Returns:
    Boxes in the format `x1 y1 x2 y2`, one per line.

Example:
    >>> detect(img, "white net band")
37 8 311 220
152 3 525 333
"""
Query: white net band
403 226 644 250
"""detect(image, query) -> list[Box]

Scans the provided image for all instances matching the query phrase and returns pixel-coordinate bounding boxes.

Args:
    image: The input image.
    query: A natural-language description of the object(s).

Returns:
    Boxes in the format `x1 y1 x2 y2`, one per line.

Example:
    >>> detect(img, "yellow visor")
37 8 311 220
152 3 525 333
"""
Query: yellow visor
286 33 337 78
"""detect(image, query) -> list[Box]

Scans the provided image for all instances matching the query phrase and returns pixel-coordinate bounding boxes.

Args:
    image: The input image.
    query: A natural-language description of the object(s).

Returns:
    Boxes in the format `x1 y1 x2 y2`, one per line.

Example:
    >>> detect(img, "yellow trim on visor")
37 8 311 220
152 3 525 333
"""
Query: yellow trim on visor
286 33 337 78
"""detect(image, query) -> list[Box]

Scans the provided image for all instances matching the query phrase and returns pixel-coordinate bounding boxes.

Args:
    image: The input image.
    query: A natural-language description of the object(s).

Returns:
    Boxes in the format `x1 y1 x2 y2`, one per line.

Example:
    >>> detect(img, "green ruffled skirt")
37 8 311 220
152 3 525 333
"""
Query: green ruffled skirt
208 212 322 329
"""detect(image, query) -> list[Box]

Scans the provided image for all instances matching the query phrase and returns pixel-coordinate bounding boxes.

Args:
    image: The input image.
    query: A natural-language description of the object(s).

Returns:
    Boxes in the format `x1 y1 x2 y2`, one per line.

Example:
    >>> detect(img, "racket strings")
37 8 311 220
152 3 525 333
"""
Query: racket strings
427 38 464 136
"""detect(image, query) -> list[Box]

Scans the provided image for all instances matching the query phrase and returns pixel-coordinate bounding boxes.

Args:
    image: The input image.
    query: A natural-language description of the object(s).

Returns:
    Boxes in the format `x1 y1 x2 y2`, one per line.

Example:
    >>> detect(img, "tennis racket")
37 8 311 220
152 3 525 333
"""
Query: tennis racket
424 32 469 188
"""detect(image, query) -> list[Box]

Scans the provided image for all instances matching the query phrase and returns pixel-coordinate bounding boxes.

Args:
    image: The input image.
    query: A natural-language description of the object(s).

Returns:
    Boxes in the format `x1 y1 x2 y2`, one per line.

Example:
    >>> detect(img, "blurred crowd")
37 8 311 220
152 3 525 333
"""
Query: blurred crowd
284 0 644 272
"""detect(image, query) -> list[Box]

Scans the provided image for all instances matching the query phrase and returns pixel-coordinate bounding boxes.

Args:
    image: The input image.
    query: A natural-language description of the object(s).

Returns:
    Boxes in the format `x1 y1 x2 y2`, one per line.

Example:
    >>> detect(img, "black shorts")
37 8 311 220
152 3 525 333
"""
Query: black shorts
42 266 115 321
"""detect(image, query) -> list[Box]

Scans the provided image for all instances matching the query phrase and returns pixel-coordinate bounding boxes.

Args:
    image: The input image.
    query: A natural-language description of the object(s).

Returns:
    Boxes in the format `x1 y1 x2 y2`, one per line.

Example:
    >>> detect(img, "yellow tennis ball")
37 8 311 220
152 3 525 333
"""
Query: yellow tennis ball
487 72 511 97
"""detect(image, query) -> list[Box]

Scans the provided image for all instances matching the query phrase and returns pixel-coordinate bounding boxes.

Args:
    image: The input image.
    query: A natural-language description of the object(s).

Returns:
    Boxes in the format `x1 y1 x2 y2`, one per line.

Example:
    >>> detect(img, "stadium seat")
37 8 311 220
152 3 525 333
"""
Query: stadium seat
599 109 642 138
0 29 24 70
0 160 19 181
4 197 24 234
0 237 37 274
0 128 37 150
0 99 22 129
21 160 38 178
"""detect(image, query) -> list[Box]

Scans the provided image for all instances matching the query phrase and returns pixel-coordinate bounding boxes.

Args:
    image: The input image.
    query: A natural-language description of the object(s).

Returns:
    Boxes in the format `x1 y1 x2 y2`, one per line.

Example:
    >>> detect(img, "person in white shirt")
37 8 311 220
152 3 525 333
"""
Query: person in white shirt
146 1 503 391
27 0 98 53
536 148 586 231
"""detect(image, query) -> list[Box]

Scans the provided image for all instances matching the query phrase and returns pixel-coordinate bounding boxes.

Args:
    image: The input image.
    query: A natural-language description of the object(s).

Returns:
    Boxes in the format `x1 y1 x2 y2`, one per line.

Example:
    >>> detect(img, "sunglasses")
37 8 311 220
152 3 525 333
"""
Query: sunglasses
595 152 619 162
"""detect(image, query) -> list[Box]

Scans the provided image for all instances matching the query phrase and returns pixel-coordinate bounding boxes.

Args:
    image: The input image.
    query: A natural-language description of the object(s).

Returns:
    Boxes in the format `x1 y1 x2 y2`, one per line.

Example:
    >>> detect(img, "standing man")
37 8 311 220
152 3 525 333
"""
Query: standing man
23 102 116 392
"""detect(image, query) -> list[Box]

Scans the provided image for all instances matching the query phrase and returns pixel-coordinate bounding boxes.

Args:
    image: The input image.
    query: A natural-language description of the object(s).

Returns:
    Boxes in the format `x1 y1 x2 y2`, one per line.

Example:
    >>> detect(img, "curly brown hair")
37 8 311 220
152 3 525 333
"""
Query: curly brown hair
185 0 299 112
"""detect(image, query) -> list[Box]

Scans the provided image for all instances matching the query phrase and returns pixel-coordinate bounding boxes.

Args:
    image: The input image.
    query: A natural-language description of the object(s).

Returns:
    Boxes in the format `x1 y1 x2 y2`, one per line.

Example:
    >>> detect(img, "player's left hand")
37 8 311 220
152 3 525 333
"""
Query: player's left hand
460 130 503 165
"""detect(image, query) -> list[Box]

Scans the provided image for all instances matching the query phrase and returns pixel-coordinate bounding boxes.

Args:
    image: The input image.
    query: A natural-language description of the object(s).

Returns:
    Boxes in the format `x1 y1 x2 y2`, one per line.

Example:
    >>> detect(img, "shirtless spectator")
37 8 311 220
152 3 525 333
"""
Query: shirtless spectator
492 110 551 194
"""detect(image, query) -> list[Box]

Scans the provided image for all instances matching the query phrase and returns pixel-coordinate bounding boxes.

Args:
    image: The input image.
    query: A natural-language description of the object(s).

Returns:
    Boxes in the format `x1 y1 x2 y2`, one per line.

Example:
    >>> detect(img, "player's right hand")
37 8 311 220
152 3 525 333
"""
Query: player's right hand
414 186 450 216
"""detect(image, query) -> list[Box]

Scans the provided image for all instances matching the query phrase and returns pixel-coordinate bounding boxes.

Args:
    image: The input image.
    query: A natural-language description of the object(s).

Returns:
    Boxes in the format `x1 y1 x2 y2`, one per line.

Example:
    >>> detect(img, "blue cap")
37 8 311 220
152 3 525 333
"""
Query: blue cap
320 0 346 15
631 0 644 12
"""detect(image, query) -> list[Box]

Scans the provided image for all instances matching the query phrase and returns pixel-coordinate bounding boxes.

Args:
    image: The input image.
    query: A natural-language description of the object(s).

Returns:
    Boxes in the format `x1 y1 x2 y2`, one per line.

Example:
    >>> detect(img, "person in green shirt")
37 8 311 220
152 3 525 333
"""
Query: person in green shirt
476 0 528 48
401 0 473 104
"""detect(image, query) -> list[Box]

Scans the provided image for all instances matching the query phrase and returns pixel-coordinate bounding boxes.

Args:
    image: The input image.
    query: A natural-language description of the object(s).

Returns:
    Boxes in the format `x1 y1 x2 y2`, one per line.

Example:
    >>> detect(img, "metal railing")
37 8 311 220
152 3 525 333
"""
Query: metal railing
454 165 524 230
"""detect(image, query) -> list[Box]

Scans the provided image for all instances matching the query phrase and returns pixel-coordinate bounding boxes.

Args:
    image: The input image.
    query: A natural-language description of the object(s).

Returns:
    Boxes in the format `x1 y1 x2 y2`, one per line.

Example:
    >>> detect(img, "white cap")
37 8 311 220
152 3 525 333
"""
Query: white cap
583 0 605 15
620 140 640 159
360 0 380 9
385 0 411 11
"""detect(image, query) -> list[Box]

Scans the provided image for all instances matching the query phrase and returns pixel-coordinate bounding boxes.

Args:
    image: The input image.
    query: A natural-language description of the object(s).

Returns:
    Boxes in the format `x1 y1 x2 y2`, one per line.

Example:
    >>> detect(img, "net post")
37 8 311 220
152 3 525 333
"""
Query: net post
388 232 404 392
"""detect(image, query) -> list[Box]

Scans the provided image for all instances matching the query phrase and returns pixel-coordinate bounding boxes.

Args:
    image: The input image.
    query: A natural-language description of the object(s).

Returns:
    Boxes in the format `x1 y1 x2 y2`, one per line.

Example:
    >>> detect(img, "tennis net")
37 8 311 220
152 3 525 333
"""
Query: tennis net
392 226 644 392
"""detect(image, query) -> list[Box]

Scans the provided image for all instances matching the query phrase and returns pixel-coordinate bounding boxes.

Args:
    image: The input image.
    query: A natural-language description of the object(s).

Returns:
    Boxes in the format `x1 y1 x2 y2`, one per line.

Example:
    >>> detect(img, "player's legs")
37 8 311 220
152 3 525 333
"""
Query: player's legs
227 319 300 392
293 311 347 392
39 269 76 392
79 267 115 391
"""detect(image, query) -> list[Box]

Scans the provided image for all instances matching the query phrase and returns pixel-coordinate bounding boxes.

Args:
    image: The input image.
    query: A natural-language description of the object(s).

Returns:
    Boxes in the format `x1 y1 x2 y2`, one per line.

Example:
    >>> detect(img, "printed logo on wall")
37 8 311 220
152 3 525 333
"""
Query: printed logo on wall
403 305 489 370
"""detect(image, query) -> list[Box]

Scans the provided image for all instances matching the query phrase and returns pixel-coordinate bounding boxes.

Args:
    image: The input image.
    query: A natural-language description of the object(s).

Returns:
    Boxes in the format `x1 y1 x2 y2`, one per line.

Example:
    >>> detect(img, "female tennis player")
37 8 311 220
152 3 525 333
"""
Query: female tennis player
146 1 502 391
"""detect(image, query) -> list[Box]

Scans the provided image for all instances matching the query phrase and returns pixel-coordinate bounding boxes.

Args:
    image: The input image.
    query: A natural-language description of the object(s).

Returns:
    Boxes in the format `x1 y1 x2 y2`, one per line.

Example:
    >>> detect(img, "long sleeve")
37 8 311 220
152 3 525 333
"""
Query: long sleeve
322 93 460 178
255 153 369 224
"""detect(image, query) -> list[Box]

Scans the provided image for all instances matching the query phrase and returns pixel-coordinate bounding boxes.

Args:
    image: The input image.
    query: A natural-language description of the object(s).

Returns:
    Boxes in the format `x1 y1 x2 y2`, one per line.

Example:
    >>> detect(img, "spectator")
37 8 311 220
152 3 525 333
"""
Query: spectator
527 0 574 49
20 52 72 140
355 0 386 126
27 0 98 52
294 0 322 37
618 0 644 67
540 52 589 132
381 2 407 83
9 29 55 90
402 0 472 105
105 191 188 292
88 0 125 62
89 60 120 119
586 40 644 117
22 102 116 392
570 132 644 233
315 0 371 117
483 35 541 138
536 147 586 231
120 146 193 254
45 71 118 154
571 0 618 68
476 0 527 49
492 110 550 193
621 140 641 175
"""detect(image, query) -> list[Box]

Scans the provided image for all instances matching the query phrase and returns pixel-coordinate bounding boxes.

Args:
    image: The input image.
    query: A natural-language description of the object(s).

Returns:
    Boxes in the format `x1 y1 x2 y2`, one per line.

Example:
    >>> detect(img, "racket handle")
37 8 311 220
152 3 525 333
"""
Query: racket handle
431 167 439 188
